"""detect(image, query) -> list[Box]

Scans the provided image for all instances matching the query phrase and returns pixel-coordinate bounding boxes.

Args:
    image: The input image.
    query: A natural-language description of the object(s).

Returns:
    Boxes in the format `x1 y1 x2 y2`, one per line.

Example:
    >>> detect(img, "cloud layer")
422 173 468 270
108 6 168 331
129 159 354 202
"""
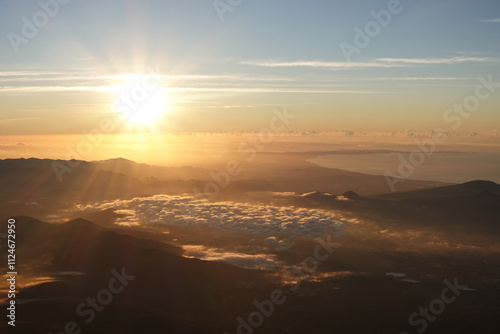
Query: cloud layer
76 195 348 270
77 195 347 238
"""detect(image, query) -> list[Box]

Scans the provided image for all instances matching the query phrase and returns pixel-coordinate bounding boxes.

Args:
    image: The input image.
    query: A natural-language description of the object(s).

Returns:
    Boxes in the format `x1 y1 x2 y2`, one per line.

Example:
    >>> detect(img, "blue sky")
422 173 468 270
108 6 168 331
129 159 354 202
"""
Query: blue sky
0 0 499 134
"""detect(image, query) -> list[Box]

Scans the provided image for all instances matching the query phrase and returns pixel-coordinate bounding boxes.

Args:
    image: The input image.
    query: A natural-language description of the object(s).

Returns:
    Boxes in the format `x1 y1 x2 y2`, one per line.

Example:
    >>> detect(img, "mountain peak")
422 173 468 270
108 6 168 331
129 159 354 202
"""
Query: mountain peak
342 191 360 199
61 218 104 233
99 157 135 163
462 180 499 188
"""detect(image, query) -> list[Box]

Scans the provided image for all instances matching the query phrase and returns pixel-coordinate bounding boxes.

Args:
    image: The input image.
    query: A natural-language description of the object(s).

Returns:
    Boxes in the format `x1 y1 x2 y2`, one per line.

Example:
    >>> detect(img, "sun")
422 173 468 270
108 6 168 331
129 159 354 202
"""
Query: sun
113 74 168 126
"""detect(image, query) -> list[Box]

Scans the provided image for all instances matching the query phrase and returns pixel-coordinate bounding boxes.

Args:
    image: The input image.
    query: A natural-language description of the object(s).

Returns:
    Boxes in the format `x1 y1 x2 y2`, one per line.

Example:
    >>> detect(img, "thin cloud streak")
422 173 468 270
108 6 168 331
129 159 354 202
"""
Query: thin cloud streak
376 56 500 64
0 86 116 93
0 85 388 95
167 87 388 94
317 77 472 82
240 60 406 69
241 57 500 69
0 70 295 83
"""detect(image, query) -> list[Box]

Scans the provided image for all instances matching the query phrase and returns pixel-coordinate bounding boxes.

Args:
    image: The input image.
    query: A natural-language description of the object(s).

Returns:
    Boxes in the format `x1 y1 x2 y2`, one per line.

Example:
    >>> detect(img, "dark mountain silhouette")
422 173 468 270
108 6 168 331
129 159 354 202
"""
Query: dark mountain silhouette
0 157 451 223
342 191 360 199
0 157 447 204
3 212 500 334
1 216 271 333
277 181 500 233
375 180 500 200
1 165 499 333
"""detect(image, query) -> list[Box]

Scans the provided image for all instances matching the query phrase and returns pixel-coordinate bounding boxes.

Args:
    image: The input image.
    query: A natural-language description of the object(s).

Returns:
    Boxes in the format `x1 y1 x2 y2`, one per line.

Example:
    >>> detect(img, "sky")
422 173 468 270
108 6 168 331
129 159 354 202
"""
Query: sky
0 0 500 135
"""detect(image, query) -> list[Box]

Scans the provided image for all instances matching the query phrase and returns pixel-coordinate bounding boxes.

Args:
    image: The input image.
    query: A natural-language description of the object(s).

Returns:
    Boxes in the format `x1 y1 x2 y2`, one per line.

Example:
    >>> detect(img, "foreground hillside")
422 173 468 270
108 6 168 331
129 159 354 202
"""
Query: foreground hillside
1 215 499 333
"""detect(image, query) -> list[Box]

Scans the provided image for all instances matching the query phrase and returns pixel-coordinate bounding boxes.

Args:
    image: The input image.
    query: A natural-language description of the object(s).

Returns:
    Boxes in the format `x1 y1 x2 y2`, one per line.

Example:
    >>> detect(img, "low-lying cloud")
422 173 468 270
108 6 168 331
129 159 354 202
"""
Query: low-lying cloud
76 195 349 270
76 195 347 239
183 245 283 271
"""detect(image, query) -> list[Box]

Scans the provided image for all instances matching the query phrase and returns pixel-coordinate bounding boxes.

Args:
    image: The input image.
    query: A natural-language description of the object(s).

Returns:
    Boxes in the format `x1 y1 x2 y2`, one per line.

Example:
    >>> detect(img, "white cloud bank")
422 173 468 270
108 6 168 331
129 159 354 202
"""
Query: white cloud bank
76 195 348 270
77 195 347 238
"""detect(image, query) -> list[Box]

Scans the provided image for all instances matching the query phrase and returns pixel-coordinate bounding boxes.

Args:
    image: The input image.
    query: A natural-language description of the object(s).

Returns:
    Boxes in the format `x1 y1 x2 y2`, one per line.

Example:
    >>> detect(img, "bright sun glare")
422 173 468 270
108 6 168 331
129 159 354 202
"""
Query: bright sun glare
113 74 168 126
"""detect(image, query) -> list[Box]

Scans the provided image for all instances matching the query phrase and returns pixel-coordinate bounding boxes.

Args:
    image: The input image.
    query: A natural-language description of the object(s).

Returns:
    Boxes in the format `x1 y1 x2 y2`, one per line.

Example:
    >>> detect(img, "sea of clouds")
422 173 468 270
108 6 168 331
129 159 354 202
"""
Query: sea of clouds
76 194 347 238
76 195 349 270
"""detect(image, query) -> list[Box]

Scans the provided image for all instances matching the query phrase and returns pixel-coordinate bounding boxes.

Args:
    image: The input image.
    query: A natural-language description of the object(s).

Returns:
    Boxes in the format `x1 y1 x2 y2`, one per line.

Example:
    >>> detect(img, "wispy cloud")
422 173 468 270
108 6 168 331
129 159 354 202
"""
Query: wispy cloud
0 57 494 96
333 77 472 82
0 86 115 93
376 56 500 64
241 57 500 70
240 60 405 69
482 18 500 23
0 85 386 95
0 70 295 83
183 245 284 270
0 71 66 77
168 87 387 94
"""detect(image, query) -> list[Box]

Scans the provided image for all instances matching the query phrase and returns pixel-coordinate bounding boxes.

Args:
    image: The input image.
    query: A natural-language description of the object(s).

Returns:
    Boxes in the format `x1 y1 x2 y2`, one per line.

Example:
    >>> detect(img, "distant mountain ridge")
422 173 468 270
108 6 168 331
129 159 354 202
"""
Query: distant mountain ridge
94 157 212 181
287 180 500 233
374 180 500 200
0 157 450 207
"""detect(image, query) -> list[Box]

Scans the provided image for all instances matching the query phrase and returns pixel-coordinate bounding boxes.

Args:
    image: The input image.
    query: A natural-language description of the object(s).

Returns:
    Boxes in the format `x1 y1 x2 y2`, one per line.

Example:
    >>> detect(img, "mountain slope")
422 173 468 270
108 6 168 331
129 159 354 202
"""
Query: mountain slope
0 217 272 333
